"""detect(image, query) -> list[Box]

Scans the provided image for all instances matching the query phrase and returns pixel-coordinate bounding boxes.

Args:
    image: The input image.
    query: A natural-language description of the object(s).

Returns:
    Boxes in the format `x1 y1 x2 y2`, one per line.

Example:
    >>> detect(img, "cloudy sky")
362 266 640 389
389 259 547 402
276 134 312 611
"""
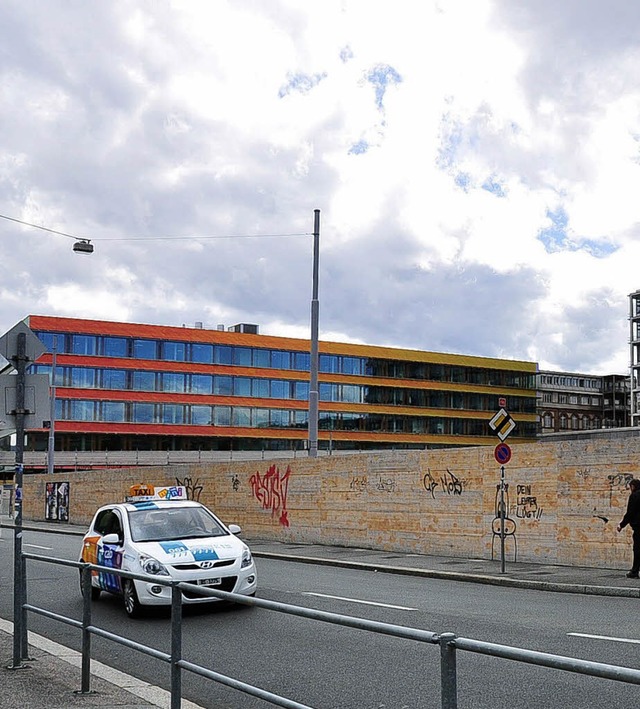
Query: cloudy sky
1 0 639 375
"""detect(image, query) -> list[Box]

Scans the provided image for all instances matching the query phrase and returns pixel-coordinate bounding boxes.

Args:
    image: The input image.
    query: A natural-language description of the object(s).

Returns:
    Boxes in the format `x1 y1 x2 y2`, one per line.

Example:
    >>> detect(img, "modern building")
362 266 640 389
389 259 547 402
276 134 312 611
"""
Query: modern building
21 315 539 454
537 370 630 434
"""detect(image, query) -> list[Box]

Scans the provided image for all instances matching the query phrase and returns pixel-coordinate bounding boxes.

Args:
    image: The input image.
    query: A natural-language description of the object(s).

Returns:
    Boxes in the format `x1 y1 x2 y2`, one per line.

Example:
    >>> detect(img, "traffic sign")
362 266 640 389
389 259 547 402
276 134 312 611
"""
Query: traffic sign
494 442 512 465
0 373 51 429
0 321 47 365
489 407 516 441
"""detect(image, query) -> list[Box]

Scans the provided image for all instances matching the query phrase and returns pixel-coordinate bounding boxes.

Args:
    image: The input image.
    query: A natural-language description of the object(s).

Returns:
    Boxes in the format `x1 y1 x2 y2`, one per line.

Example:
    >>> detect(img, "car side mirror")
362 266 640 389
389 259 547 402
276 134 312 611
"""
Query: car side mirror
102 533 121 544
228 524 242 535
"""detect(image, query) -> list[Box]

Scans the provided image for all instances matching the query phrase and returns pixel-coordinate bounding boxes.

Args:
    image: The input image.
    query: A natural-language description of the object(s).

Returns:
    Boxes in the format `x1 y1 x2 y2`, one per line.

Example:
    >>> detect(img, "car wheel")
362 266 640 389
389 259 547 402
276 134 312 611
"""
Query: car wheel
79 569 101 601
123 580 143 618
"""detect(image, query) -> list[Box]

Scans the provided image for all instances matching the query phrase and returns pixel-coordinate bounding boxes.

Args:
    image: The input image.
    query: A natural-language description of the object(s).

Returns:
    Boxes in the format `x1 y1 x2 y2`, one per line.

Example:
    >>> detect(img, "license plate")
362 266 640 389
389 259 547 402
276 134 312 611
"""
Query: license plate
196 577 221 586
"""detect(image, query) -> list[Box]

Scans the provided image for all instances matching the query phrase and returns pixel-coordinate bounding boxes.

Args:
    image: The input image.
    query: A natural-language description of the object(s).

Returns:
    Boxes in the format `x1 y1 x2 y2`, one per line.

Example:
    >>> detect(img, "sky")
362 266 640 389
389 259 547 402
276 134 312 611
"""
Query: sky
1 0 640 375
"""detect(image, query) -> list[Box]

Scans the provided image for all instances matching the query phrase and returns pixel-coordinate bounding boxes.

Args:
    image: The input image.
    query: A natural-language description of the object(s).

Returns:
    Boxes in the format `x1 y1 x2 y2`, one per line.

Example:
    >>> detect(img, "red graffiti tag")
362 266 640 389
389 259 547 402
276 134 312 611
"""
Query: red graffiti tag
250 464 291 527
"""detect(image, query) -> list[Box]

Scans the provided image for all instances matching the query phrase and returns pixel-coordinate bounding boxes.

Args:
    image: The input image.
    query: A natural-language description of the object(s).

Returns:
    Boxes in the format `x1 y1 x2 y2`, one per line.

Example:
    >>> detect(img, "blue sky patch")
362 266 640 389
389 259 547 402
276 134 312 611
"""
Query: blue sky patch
278 72 327 98
537 207 569 253
349 139 369 155
454 172 470 190
365 64 402 110
481 176 506 197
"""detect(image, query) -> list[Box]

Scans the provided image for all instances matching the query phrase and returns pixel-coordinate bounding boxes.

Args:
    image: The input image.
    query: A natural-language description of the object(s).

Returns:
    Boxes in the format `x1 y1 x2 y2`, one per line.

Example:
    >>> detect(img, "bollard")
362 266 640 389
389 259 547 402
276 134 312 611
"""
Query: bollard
438 632 457 709
79 564 93 694
170 583 182 709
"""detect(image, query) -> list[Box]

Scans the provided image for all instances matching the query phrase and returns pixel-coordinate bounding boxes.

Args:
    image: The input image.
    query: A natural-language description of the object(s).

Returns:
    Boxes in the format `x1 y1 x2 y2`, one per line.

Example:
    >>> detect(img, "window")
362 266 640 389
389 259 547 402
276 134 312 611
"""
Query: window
234 348 252 366
271 350 291 369
133 371 156 391
192 343 213 364
133 339 157 359
233 377 251 397
163 341 186 361
271 409 290 427
133 403 155 423
294 381 309 400
71 368 96 388
162 404 184 424
252 379 270 398
191 405 212 425
71 335 97 355
342 357 362 375
101 401 125 422
213 406 231 426
319 354 339 373
293 352 310 371
232 407 251 427
341 385 361 403
214 346 232 365
103 337 128 357
191 375 212 394
271 380 289 399
36 332 63 353
214 376 233 395
162 373 185 393
253 408 269 427
253 349 270 368
70 400 95 421
102 369 127 390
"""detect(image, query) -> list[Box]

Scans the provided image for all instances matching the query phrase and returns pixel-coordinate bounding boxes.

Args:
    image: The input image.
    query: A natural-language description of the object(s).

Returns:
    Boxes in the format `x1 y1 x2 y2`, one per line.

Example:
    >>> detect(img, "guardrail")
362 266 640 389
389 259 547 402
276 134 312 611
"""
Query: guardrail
6 527 640 709
0 447 355 469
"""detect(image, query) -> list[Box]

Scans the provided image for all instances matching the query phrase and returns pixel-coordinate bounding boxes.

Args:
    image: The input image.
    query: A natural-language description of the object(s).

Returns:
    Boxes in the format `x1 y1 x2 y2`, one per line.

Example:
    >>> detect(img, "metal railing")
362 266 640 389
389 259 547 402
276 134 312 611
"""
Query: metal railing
9 545 640 709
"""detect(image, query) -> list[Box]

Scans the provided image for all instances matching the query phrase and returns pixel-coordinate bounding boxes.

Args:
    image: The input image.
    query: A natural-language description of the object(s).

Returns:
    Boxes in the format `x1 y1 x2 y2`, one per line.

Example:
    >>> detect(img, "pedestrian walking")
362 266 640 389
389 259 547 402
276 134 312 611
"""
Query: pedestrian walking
617 478 640 578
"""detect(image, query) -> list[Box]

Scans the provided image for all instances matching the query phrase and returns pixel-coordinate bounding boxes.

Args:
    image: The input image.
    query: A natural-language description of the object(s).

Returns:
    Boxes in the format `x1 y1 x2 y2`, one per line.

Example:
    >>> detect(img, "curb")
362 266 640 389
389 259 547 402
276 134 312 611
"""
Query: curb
252 551 640 599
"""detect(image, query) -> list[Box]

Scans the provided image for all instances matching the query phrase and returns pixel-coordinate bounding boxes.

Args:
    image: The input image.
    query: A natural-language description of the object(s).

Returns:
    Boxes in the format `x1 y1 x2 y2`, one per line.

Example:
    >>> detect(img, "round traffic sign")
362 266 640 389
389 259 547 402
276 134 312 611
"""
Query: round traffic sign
494 442 512 465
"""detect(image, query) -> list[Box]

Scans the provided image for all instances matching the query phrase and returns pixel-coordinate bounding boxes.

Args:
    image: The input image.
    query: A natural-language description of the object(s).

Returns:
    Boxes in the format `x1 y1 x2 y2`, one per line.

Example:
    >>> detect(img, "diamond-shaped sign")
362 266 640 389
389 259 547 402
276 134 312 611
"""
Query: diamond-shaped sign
489 408 516 441
0 321 47 365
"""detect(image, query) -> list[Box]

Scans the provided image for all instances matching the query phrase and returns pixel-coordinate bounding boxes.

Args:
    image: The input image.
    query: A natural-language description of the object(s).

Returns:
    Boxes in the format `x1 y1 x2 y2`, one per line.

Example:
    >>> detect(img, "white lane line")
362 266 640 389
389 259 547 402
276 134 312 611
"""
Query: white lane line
303 592 418 611
24 543 53 550
568 632 640 645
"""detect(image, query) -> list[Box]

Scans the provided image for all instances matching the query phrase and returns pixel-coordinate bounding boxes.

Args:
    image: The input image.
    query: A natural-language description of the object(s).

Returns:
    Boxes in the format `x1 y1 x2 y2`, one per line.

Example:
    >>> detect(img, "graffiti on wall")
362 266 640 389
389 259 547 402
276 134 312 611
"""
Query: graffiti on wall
231 474 241 492
376 477 396 493
513 484 544 521
491 482 517 561
350 476 368 493
422 469 465 499
250 464 291 527
175 476 203 501
607 473 635 504
45 481 69 522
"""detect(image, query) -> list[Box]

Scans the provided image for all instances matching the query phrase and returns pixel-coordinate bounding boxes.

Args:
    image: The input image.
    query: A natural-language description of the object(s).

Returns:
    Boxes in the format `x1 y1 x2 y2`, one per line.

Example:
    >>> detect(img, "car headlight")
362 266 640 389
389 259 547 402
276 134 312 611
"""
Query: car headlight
140 556 170 576
241 548 253 569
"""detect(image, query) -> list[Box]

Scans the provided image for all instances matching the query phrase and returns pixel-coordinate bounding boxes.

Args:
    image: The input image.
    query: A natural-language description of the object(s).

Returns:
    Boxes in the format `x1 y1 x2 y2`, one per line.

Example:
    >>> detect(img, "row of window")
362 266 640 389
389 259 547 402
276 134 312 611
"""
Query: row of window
33 364 536 412
54 398 537 436
540 412 602 430
538 375 601 389
35 331 536 387
541 392 601 405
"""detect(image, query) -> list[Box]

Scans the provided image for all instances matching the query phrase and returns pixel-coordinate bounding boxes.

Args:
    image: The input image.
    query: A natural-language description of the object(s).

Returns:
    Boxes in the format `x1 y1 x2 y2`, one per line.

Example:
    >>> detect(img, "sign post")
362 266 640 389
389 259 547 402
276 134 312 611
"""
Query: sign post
0 321 47 668
489 399 515 574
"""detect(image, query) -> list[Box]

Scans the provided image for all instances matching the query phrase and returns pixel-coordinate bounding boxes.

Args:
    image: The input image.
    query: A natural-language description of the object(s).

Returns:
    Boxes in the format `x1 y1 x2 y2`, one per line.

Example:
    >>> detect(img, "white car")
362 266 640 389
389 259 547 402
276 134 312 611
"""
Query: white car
79 485 257 617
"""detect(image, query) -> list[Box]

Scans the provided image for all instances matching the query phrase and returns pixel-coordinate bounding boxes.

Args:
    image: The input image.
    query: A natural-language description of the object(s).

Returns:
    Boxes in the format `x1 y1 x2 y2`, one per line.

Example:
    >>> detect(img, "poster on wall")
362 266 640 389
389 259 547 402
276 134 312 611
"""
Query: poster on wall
45 481 69 522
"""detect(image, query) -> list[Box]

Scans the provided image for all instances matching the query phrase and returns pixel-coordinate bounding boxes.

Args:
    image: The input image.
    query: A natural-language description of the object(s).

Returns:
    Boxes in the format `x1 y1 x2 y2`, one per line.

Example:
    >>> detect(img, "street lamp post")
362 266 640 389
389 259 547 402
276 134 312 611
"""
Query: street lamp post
308 209 320 457
47 336 57 475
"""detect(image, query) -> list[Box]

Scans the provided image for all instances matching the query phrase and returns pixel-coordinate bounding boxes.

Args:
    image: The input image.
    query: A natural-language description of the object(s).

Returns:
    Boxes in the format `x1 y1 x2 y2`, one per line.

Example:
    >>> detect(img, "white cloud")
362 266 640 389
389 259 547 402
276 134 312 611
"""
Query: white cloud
0 0 639 378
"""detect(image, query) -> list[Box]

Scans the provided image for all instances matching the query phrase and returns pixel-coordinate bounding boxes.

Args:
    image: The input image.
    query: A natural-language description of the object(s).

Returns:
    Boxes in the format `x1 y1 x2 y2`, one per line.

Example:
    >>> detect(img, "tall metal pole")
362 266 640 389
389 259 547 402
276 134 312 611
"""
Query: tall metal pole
500 465 506 574
47 336 57 475
308 209 320 458
11 332 26 667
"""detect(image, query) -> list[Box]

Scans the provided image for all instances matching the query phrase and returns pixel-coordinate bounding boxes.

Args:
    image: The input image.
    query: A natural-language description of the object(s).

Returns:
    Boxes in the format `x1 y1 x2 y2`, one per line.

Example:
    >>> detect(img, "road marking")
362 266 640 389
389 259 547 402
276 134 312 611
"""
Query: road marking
303 592 418 611
568 632 640 645
24 543 52 550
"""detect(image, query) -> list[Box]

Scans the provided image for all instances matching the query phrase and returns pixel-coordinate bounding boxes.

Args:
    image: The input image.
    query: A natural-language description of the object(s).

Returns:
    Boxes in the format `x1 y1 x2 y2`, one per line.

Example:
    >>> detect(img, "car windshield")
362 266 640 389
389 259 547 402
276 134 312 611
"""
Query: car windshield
128 506 228 543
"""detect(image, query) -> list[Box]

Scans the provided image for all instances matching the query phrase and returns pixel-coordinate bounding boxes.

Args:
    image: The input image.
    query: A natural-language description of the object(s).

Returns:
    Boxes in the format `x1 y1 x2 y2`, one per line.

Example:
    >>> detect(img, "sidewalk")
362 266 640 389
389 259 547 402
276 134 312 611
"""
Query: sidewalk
2 533 640 708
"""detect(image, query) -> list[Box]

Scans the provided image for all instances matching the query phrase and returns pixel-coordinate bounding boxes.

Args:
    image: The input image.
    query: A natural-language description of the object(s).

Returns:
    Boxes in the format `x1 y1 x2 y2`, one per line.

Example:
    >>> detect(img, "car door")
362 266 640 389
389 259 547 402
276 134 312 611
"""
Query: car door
92 508 126 594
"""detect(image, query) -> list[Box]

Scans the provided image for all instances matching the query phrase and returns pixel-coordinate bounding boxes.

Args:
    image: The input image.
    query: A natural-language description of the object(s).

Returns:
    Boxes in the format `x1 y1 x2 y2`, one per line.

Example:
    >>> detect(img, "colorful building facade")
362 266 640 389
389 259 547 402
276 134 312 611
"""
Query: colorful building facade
25 315 538 453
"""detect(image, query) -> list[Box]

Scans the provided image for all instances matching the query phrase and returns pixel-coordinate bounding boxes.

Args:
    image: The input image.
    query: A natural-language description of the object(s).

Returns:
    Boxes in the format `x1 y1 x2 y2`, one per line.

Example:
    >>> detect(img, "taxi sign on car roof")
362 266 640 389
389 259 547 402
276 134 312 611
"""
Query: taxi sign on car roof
125 484 187 503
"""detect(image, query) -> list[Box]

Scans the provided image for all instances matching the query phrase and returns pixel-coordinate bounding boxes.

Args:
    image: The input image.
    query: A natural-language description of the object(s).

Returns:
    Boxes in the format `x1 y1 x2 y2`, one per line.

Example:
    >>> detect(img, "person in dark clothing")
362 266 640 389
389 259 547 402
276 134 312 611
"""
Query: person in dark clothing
617 478 640 578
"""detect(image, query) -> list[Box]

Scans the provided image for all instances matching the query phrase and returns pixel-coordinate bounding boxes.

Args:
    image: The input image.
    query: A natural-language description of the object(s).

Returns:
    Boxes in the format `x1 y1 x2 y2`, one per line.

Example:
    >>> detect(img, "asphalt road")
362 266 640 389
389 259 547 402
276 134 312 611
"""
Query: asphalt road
1 528 639 709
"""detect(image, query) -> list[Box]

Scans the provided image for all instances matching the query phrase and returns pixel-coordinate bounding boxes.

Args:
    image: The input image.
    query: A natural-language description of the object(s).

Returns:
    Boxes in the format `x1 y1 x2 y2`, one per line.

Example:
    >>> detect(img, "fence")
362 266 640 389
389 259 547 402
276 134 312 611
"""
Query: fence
6 524 640 709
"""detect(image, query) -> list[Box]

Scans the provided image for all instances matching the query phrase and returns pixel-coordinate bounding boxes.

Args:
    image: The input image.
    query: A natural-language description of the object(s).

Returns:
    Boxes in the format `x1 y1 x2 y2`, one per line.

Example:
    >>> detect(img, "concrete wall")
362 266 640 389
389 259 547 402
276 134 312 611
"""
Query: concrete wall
23 433 640 569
